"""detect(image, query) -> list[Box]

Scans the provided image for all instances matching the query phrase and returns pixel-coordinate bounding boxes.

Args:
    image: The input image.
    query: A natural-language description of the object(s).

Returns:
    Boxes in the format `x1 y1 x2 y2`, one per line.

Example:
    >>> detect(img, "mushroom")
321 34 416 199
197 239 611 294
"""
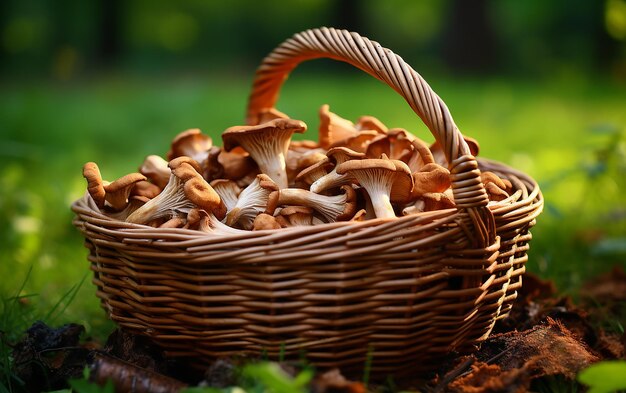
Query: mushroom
131 180 161 199
332 130 380 153
366 129 416 160
139 155 170 190
402 200 426 216
406 137 436 172
166 128 212 164
356 115 388 134
410 163 451 200
210 179 241 212
104 173 147 211
225 174 279 230
310 147 365 194
105 195 150 221
267 185 357 223
222 118 306 189
422 190 456 211
318 104 359 149
250 107 289 125
82 162 106 208
126 162 224 224
481 171 507 190
336 157 413 219
278 206 315 226
485 182 509 202
217 147 258 181
252 213 282 230
294 158 333 188
159 216 187 228
185 208 245 235
350 209 368 222
289 140 320 152
202 146 225 182
287 149 328 184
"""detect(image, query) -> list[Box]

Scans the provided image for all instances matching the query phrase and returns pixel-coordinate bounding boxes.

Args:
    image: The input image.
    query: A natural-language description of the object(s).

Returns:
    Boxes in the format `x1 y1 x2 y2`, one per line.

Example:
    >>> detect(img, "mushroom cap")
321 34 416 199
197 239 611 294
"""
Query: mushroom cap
172 161 202 181
422 191 456 211
104 172 147 211
406 137 436 172
330 130 379 153
410 163 451 199
481 171 507 190
251 107 289 125
289 139 320 152
184 176 225 218
159 216 186 228
166 128 212 162
203 145 225 181
252 213 282 230
326 146 366 164
217 148 257 181
294 158 332 186
139 155 170 190
318 104 357 149
280 205 314 217
336 157 413 203
82 162 106 208
287 148 327 185
131 180 161 199
365 135 390 159
485 182 510 202
356 115 388 134
169 156 203 173
222 118 306 152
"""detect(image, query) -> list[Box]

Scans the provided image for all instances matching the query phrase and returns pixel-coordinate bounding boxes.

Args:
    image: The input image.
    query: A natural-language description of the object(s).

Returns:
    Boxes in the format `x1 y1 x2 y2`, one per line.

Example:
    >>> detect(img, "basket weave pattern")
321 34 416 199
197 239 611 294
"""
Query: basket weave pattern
72 28 543 374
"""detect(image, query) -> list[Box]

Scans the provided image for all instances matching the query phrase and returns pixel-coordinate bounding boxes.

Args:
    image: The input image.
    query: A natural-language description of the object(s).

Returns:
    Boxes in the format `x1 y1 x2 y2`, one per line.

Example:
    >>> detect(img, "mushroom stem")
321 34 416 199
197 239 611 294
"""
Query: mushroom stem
370 191 395 219
271 186 356 223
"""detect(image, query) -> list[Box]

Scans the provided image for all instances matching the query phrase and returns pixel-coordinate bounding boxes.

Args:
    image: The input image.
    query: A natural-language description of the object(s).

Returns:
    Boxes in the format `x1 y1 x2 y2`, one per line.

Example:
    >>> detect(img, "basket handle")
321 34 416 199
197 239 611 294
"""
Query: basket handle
247 27 489 210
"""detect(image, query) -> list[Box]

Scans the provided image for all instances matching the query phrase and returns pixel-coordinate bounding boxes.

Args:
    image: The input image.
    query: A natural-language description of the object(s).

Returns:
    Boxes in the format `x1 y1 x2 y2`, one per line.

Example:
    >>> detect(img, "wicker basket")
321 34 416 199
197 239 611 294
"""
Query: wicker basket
71 27 543 376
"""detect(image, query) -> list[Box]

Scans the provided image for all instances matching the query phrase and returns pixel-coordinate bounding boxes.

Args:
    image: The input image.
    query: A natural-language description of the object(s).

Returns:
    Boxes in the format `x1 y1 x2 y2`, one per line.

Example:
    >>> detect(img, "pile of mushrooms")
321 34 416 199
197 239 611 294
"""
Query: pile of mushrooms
82 105 513 232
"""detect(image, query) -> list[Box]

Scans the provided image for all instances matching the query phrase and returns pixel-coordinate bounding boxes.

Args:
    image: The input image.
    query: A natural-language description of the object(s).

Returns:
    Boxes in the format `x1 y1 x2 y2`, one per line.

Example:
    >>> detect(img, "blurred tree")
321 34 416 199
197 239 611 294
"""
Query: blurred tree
331 0 365 33
440 0 498 73
96 0 123 66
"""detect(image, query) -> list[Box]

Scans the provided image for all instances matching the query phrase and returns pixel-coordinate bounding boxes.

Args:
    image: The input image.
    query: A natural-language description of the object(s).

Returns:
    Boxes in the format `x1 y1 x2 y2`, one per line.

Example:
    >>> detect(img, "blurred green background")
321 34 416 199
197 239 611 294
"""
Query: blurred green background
1 0 625 340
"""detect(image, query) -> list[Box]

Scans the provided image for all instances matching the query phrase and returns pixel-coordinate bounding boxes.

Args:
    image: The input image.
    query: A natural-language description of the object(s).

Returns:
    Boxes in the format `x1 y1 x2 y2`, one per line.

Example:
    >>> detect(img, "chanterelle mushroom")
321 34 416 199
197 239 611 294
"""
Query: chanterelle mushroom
185 208 245 235
278 206 314 226
225 174 278 230
104 173 147 211
336 156 413 219
310 147 365 194
82 162 106 208
210 179 241 212
318 104 358 149
410 163 451 200
294 158 332 188
166 128 212 164
267 185 357 223
252 213 282 230
222 118 306 189
126 162 223 224
356 115 388 134
139 155 170 190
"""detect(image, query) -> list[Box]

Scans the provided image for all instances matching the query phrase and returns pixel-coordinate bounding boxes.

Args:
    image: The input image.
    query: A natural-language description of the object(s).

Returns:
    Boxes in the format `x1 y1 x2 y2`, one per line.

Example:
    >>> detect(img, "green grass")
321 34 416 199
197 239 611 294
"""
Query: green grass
0 69 624 345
